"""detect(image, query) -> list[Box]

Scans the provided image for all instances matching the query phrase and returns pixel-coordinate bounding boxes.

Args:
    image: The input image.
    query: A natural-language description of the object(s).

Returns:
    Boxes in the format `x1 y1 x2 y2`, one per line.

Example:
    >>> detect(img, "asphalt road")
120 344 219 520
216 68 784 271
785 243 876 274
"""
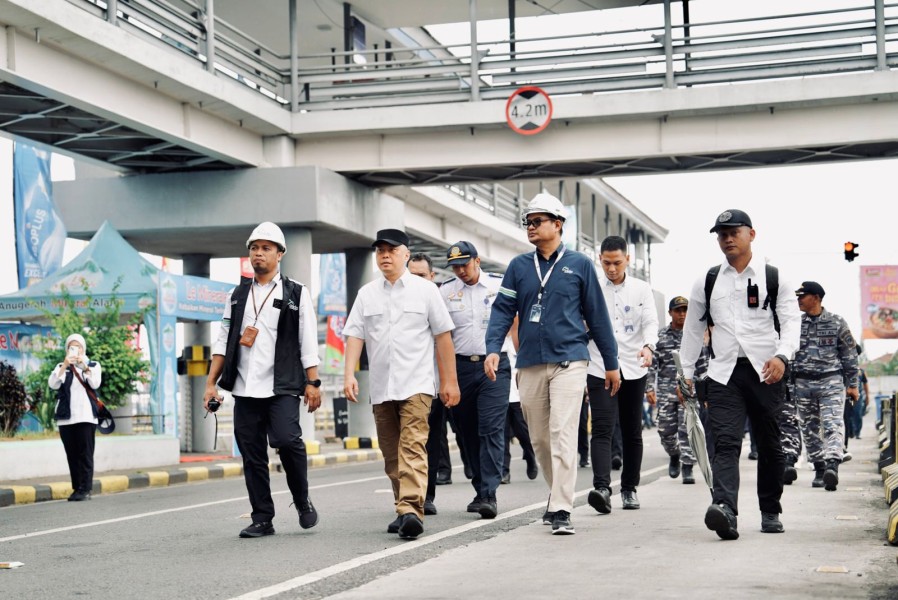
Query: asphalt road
2 425 896 600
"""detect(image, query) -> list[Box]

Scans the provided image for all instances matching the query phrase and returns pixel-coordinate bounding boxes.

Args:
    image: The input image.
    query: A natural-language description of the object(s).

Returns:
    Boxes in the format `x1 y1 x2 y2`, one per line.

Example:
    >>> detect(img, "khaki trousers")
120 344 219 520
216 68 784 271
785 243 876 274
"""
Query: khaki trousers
373 393 433 519
517 361 588 513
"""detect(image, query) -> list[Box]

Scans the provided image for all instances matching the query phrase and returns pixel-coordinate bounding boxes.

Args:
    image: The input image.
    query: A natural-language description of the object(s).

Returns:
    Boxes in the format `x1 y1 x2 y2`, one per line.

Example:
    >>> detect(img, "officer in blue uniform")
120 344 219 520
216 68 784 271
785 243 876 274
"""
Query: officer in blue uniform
440 241 513 519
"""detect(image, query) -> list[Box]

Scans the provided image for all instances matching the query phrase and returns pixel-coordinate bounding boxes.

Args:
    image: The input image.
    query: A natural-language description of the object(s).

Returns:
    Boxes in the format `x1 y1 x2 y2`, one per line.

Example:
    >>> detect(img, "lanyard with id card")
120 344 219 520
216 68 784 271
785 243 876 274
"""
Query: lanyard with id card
240 280 278 347
530 247 565 323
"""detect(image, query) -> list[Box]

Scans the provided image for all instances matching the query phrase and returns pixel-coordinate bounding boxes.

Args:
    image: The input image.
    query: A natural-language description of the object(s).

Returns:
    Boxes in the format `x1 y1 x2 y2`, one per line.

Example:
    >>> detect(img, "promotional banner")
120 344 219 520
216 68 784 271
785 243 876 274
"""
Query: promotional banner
322 315 346 375
0 323 54 379
318 253 347 316
860 265 898 340
13 142 67 289
158 272 231 320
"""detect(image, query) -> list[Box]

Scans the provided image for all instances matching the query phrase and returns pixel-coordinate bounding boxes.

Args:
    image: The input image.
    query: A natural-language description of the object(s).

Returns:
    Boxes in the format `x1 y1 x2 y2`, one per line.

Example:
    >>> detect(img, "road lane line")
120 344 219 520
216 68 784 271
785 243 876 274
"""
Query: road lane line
0 475 385 543
229 465 667 600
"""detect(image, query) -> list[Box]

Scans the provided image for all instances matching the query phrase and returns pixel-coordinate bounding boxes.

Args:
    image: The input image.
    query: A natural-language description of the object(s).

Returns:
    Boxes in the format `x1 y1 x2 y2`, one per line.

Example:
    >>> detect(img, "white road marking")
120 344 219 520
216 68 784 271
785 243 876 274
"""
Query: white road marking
228 465 667 600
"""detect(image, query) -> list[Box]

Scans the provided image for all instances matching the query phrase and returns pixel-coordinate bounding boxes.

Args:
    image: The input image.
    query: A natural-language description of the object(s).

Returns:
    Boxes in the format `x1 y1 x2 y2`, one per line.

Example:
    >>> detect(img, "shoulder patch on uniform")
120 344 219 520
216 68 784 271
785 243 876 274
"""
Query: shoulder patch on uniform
499 286 517 298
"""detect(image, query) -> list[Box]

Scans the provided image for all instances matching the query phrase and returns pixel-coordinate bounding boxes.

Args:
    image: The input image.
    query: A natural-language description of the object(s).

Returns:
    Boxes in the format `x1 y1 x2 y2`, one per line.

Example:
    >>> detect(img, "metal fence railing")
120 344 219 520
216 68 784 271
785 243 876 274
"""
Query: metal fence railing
67 0 898 112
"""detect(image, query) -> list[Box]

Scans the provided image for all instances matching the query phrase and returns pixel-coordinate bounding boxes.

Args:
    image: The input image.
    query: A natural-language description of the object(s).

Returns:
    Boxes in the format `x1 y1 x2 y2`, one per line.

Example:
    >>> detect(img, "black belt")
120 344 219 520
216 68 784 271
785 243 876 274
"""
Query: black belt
456 352 505 363
736 357 752 365
793 370 842 381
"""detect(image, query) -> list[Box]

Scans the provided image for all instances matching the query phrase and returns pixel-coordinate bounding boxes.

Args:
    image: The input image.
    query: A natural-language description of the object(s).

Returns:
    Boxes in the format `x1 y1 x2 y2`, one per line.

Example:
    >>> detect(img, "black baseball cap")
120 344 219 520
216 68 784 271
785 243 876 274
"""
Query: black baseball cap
710 209 753 233
669 296 688 310
446 241 478 266
372 228 410 248
795 281 825 298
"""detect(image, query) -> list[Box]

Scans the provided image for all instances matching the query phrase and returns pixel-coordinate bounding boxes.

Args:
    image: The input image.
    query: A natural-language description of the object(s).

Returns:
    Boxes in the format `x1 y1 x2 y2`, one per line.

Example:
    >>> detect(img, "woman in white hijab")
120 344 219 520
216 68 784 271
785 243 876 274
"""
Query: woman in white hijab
48 333 103 501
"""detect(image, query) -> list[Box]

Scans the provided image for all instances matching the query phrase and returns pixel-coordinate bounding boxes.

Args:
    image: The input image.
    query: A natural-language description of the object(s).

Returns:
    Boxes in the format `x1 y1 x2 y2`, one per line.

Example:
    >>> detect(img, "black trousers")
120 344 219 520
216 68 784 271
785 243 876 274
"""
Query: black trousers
707 360 785 515
59 422 96 493
426 399 448 502
502 402 536 476
588 374 647 493
578 399 589 459
234 394 309 523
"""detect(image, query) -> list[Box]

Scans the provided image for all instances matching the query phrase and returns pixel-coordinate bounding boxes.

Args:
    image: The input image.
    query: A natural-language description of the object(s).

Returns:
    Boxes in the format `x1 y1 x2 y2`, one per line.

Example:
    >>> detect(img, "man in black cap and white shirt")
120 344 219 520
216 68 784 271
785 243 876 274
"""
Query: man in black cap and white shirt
343 229 460 540
440 241 515 519
679 209 800 541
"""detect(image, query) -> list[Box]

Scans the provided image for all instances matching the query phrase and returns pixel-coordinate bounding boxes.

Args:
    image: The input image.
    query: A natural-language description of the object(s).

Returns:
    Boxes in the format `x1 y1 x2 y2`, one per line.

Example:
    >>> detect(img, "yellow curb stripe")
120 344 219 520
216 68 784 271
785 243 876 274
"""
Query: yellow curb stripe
306 440 321 455
146 471 170 486
99 476 130 494
48 482 74 500
344 437 360 449
7 486 36 504
310 455 326 468
181 467 210 482
335 453 348 463
217 463 242 478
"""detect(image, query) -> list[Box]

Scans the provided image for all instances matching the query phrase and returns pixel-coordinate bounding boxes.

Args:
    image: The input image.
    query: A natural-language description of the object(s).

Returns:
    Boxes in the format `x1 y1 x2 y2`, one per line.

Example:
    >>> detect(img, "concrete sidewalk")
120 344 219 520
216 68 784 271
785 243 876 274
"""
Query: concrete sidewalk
0 439 382 507
323 432 897 600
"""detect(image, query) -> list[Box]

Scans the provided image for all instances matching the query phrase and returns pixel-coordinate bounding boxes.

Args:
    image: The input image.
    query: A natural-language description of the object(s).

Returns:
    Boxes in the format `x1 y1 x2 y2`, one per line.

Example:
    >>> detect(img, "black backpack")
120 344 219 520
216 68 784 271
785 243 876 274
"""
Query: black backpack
701 263 780 357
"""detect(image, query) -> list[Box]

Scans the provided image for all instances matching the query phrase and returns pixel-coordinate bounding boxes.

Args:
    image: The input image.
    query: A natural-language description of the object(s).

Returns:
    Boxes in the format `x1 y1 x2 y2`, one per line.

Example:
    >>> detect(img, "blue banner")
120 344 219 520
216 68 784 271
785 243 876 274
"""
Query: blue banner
0 323 54 380
13 142 67 289
318 253 347 316
157 272 231 320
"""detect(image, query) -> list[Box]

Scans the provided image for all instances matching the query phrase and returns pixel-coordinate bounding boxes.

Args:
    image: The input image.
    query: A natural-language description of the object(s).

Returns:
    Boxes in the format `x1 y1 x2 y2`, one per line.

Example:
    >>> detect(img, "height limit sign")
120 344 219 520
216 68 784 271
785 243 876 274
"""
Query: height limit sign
506 86 553 135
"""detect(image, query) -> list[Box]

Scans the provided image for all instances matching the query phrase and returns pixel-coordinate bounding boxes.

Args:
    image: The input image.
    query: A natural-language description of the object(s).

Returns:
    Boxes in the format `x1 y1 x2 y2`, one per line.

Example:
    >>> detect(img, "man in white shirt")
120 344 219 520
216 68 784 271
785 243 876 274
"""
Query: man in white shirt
343 229 460 540
205 222 322 539
679 209 800 540
586 235 659 514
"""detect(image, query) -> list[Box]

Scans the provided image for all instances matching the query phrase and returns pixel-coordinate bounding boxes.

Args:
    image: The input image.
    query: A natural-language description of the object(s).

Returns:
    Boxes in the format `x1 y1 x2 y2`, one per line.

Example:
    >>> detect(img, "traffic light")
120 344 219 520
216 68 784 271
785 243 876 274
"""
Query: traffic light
844 241 859 262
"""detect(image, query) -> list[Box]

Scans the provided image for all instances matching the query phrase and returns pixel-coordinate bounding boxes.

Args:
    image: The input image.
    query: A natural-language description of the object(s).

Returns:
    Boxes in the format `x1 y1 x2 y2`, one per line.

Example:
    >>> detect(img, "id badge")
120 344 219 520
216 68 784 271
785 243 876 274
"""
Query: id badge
529 304 543 323
239 325 259 347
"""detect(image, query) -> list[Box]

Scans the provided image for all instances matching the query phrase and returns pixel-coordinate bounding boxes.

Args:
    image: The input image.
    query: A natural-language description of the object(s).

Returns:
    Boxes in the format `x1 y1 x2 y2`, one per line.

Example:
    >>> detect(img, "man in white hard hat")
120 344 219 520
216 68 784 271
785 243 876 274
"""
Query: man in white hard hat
485 193 620 535
205 221 322 539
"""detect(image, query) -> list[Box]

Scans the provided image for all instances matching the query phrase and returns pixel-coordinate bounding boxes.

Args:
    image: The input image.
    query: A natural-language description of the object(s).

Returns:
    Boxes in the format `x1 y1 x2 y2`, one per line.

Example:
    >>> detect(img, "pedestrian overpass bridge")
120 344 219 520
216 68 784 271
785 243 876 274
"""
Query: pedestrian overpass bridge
2 0 897 266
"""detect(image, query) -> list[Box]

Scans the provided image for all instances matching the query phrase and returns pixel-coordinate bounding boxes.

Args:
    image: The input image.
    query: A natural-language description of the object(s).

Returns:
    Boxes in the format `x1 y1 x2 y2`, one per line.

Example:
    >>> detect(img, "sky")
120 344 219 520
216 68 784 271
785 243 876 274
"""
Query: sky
1 0 894 360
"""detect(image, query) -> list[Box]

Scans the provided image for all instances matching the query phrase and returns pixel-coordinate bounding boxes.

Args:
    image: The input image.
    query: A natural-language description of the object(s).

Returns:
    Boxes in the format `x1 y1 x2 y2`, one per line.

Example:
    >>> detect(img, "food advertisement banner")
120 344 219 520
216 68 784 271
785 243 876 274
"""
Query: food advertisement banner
860 265 898 339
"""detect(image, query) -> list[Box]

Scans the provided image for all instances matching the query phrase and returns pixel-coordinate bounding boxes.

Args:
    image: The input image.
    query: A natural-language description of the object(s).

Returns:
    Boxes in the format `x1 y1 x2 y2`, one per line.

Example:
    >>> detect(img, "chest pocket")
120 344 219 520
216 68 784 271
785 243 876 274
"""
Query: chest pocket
402 301 426 325
363 305 385 326
818 324 839 347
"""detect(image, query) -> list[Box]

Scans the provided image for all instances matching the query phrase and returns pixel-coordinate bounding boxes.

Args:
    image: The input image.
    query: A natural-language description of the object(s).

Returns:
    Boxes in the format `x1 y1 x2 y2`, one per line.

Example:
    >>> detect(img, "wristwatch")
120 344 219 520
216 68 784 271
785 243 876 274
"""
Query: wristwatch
643 343 655 353
775 354 789 367
307 379 322 388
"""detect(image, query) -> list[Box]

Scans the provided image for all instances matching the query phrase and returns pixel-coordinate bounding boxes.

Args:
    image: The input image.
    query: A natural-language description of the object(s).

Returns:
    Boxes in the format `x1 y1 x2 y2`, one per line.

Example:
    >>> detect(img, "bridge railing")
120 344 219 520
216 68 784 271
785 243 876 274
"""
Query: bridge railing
66 1 898 112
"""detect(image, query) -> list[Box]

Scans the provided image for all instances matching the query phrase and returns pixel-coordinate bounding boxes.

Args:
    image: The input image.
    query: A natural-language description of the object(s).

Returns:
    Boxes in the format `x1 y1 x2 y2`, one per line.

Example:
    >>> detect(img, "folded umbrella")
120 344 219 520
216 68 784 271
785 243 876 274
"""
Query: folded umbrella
673 350 713 491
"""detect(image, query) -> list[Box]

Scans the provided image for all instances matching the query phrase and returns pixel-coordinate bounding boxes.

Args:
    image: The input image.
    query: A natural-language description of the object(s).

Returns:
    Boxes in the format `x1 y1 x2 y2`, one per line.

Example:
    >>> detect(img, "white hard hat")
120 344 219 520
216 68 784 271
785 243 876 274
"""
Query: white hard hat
246 222 287 254
523 192 567 221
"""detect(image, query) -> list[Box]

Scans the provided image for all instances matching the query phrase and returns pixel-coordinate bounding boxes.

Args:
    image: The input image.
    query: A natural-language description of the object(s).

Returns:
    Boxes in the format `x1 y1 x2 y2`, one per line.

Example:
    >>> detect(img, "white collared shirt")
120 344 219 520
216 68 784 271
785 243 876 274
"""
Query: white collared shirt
49 362 102 426
213 275 320 398
440 271 512 356
588 271 659 379
343 269 455 405
679 255 801 384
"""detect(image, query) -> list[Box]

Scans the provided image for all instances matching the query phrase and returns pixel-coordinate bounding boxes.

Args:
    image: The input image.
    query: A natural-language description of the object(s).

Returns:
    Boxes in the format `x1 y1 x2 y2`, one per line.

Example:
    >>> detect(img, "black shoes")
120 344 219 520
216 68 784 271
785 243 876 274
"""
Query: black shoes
621 490 640 510
526 461 539 480
542 511 555 525
705 503 739 540
587 487 612 514
812 461 826 488
464 464 474 480
424 499 438 515
467 496 483 513
823 459 840 491
748 451 759 460
500 472 511 484
783 460 798 485
669 454 681 478
68 490 91 501
387 515 402 534
240 521 275 538
761 512 784 533
551 510 575 535
397 513 424 539
479 498 498 519
681 464 695 485
579 455 589 468
611 455 622 470
297 499 319 529
435 471 452 485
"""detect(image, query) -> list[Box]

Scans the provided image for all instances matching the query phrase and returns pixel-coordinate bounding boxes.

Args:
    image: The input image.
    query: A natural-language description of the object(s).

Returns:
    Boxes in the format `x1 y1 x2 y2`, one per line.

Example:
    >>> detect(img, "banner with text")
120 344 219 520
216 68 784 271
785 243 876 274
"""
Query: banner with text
13 142 67 289
0 323 54 379
860 265 898 340
322 315 346 375
157 272 231 320
318 253 347 316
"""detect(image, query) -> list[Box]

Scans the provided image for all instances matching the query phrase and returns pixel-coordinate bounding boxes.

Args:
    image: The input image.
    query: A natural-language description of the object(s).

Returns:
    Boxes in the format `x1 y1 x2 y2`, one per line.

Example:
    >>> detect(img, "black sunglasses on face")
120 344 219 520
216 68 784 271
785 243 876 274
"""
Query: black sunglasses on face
523 216 555 228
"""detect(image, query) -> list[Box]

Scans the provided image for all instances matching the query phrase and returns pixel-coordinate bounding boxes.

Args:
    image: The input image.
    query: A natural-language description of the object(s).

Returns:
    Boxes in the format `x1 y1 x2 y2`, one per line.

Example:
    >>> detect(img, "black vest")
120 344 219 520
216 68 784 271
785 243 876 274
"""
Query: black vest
218 276 306 396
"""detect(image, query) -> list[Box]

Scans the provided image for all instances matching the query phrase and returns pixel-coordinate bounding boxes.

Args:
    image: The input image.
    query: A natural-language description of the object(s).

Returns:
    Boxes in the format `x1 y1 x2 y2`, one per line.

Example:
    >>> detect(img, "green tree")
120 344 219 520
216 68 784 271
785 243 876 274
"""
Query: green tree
25 281 151 431
0 361 29 436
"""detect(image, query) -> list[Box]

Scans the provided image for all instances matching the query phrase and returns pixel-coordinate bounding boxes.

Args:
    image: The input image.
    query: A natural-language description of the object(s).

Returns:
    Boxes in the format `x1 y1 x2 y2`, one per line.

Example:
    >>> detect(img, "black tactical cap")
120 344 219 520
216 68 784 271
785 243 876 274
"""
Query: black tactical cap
669 296 689 310
446 241 478 266
710 209 753 233
795 281 825 298
372 229 410 248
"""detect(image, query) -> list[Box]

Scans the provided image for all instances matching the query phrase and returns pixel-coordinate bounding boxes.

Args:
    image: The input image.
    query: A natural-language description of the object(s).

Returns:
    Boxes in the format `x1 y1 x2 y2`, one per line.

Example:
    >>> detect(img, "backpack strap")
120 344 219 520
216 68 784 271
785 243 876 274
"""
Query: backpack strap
763 264 780 336
701 265 721 358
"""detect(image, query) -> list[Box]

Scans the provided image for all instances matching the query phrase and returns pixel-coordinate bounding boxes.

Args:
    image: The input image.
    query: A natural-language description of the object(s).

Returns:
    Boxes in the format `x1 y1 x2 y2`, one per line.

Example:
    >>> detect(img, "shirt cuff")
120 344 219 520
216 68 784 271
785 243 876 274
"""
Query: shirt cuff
301 353 321 369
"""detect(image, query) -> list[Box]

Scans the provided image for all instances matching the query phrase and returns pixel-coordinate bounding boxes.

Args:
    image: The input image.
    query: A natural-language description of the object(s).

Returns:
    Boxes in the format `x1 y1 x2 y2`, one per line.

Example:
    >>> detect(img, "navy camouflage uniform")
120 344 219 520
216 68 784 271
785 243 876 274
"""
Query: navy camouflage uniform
778 384 802 466
789 309 858 465
647 326 709 466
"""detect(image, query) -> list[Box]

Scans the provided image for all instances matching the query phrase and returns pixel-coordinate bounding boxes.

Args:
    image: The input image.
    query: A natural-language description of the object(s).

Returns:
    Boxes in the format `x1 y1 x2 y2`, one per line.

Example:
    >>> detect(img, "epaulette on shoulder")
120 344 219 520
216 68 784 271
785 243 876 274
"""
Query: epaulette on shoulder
488 272 503 278
442 276 457 284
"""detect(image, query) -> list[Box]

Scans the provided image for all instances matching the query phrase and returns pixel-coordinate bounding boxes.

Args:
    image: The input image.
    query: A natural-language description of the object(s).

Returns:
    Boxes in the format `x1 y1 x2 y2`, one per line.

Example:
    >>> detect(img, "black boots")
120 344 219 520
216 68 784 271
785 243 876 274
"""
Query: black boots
668 454 681 479
811 461 826 488
783 457 798 485
823 459 840 491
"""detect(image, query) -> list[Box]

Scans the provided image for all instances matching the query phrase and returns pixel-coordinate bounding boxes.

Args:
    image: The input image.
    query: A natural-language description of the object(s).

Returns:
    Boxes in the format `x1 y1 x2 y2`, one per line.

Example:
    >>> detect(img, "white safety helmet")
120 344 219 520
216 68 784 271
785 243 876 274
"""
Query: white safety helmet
246 222 286 254
523 192 567 223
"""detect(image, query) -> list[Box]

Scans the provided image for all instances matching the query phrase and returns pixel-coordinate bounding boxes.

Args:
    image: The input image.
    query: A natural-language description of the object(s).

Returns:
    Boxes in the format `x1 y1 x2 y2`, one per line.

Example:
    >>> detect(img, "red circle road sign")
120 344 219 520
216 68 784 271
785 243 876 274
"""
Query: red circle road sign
505 86 553 135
